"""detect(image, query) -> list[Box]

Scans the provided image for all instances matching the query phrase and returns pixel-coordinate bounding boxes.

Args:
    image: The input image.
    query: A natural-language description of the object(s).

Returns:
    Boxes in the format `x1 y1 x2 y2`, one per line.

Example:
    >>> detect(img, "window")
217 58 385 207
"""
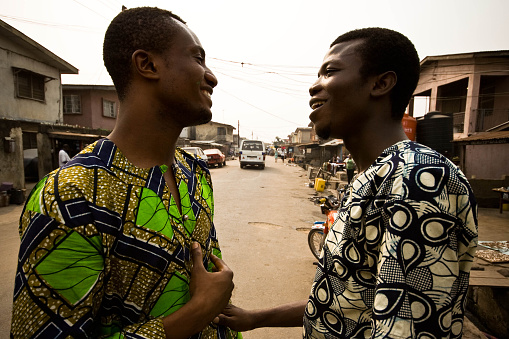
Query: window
63 95 81 114
217 127 226 135
242 141 263 151
14 69 45 101
103 99 117 118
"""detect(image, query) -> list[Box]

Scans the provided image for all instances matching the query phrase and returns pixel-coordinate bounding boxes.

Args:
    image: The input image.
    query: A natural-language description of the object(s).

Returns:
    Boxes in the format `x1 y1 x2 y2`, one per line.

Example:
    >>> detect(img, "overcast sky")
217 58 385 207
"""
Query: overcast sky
2 0 508 142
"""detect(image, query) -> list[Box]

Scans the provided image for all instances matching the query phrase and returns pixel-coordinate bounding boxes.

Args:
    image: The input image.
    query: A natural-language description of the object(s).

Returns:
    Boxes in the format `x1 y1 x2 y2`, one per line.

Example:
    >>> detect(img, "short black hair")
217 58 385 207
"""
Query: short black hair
103 7 186 101
331 28 420 120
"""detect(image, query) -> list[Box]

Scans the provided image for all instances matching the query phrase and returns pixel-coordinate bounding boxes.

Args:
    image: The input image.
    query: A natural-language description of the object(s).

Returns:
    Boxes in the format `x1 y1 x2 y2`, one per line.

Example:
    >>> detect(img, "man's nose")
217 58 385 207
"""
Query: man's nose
309 79 322 96
205 70 218 88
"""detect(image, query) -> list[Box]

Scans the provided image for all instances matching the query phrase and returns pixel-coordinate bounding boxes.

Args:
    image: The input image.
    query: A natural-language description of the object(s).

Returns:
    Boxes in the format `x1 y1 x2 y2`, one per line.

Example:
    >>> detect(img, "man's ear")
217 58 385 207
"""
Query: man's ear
371 71 397 98
132 49 160 80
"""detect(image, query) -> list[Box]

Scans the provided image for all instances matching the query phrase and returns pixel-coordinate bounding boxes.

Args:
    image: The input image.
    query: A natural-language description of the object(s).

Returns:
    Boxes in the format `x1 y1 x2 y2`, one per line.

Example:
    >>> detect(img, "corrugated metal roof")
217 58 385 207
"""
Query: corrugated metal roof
453 131 509 143
320 139 343 147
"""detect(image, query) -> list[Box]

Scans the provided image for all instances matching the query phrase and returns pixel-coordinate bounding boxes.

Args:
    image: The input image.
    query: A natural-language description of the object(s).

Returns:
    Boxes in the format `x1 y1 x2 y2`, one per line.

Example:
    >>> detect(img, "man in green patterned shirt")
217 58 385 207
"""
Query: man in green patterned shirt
11 7 240 339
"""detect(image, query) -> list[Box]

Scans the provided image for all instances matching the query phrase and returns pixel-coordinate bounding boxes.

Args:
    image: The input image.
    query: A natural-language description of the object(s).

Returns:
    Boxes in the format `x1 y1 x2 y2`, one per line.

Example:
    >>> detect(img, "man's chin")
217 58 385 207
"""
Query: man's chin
187 110 212 126
196 110 212 125
314 125 330 140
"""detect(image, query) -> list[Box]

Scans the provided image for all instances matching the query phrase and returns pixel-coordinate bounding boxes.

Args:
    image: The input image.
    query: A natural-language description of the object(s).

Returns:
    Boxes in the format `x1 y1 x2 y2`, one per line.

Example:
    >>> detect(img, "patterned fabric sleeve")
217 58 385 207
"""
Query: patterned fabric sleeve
371 162 478 338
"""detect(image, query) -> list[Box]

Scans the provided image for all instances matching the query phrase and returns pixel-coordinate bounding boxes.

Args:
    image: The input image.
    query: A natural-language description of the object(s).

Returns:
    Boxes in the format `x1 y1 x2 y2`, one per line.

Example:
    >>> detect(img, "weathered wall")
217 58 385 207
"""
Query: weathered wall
468 176 509 208
62 88 93 128
37 132 53 180
464 143 509 180
467 286 509 339
90 89 118 130
0 35 62 124
0 124 24 189
195 122 234 142
62 88 118 131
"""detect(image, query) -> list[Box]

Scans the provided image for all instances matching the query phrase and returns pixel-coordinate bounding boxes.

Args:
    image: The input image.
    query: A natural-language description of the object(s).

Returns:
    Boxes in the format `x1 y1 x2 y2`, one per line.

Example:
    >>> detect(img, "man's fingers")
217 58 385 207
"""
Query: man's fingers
209 253 228 272
191 242 205 270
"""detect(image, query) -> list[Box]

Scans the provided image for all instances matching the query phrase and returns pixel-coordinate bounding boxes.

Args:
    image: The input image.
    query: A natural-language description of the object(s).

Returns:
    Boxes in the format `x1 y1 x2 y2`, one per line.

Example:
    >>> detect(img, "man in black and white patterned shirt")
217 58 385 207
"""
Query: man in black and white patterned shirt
217 27 478 339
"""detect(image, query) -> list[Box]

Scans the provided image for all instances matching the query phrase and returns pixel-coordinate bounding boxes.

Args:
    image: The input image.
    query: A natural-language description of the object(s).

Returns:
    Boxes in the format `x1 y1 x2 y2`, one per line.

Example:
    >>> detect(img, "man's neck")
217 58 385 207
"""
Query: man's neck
107 106 183 169
343 121 408 173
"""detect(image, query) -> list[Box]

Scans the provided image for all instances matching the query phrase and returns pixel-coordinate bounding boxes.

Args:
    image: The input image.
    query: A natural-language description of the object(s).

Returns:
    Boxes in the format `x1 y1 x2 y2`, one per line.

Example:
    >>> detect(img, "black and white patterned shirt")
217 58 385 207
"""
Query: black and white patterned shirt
304 140 478 338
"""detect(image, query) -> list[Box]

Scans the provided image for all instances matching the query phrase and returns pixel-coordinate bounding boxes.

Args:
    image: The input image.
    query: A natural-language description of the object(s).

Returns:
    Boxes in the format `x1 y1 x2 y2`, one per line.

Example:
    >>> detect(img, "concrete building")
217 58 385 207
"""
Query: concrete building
0 19 79 190
181 121 236 155
62 84 119 131
410 50 509 206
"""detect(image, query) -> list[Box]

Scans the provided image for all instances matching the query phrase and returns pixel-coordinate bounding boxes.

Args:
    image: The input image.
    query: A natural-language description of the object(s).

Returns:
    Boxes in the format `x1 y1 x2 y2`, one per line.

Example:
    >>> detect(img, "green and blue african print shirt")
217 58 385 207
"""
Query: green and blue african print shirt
11 138 241 339
304 140 478 338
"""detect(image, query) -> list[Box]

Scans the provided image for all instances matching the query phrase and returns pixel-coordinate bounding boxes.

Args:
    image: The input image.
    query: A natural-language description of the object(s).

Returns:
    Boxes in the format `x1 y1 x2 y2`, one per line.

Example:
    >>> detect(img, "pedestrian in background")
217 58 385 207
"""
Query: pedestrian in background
58 143 71 167
345 153 355 184
216 27 477 338
274 148 278 162
11 7 239 339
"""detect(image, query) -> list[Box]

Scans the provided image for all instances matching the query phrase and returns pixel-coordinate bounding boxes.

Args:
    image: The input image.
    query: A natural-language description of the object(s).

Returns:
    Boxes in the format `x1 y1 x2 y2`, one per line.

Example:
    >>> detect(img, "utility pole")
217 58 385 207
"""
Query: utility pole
238 120 240 148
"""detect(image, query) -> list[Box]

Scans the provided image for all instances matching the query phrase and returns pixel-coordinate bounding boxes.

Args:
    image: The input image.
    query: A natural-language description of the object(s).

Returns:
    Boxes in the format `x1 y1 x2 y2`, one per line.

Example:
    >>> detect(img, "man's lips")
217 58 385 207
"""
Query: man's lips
201 89 212 99
309 98 326 110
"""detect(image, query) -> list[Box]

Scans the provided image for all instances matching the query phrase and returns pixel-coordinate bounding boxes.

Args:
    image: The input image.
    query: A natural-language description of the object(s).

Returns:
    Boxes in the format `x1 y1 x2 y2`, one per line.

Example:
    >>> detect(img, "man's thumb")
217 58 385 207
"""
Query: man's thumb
191 242 204 269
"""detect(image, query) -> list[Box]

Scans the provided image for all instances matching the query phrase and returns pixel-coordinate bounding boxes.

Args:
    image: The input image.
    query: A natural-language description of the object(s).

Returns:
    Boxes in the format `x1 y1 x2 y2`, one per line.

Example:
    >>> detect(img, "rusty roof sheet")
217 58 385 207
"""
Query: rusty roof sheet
453 131 509 143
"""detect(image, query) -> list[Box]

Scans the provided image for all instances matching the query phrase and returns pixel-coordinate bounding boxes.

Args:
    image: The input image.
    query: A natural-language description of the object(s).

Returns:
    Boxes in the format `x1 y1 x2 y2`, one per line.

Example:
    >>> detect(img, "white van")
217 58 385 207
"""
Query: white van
239 140 265 169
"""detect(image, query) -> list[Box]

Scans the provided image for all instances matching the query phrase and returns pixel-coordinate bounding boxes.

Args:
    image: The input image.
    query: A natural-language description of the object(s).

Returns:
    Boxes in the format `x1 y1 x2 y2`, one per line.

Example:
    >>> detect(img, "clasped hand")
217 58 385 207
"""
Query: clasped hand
189 242 234 322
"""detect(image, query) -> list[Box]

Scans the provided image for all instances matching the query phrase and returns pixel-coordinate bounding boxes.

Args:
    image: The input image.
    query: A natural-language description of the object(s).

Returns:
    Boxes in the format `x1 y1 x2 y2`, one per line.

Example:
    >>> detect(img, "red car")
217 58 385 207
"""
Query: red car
204 149 226 168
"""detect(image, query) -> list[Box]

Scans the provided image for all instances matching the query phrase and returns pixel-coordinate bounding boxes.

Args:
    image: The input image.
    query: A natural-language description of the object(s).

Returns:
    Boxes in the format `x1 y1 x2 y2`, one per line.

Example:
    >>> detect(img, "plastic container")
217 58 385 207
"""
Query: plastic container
0 191 9 207
9 189 25 205
315 178 325 192
401 114 417 141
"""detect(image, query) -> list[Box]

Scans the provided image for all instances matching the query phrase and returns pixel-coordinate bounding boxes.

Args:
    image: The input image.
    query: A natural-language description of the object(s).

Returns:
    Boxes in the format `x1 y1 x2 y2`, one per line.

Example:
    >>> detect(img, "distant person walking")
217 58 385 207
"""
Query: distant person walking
58 144 71 167
345 153 355 184
274 148 278 162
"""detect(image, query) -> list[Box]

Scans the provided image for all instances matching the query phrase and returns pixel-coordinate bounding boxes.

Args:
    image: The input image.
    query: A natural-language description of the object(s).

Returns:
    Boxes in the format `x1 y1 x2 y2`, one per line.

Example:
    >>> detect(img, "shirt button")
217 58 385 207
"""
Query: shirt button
183 215 189 221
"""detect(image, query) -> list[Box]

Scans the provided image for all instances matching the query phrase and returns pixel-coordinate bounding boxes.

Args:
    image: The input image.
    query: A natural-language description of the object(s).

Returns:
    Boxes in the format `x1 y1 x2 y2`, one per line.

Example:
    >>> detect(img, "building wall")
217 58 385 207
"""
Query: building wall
63 89 93 127
63 88 118 130
297 129 312 143
194 121 234 142
0 125 24 189
0 36 63 123
464 143 509 180
91 89 117 130
414 56 509 138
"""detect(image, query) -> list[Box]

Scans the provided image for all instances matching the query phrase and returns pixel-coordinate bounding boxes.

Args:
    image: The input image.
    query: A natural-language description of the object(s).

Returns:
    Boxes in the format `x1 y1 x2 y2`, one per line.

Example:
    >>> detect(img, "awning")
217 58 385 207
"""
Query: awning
190 140 225 147
48 131 105 140
453 131 509 144
296 141 320 148
320 139 343 147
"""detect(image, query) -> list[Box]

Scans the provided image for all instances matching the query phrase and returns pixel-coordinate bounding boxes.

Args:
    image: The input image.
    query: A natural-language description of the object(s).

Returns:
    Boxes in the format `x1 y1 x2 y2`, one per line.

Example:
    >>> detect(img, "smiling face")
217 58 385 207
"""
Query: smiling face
155 22 218 128
309 39 374 140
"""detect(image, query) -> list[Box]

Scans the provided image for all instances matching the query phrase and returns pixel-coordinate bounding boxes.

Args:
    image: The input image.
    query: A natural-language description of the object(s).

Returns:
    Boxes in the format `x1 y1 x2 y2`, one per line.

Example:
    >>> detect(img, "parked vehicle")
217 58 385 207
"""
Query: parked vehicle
239 140 265 169
204 148 226 167
181 147 208 164
23 148 39 181
308 194 340 260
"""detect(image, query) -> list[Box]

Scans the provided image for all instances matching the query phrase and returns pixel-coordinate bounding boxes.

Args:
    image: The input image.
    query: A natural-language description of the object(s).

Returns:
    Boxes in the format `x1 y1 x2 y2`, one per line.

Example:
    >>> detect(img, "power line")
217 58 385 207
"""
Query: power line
217 87 303 126
0 14 103 32
71 0 111 20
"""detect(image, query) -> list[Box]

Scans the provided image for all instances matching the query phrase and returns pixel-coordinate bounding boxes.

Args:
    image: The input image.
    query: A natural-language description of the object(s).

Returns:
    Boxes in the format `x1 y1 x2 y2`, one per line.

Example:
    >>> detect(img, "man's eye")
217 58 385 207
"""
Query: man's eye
195 56 204 64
